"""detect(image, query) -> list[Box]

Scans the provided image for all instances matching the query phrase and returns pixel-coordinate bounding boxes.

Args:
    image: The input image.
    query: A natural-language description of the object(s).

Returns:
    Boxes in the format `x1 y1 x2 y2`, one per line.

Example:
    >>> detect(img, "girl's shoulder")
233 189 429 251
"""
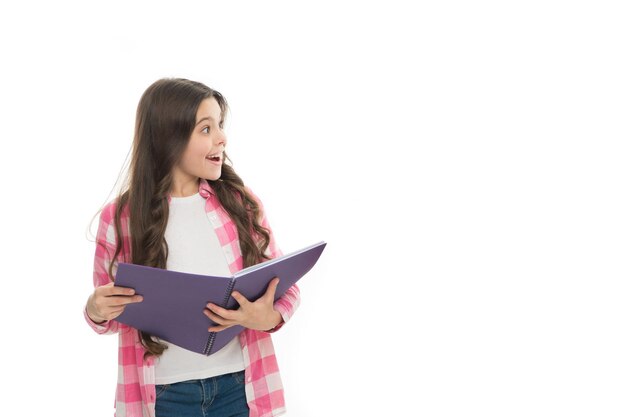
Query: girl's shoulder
99 196 130 225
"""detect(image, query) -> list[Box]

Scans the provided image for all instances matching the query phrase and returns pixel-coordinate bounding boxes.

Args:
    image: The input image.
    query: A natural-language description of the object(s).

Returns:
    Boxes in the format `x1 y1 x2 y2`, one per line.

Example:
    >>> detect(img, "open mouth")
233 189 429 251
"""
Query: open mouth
206 154 222 162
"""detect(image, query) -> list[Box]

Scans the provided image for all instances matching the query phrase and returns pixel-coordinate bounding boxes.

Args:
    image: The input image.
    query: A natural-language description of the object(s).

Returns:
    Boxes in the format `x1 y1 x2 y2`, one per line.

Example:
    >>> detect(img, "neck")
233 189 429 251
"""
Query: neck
170 176 200 198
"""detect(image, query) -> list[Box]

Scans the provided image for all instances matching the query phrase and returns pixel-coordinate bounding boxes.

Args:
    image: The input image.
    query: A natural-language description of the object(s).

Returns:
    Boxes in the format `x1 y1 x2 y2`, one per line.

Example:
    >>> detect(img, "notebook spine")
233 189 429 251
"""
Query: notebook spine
221 278 237 309
203 333 215 356
203 278 236 355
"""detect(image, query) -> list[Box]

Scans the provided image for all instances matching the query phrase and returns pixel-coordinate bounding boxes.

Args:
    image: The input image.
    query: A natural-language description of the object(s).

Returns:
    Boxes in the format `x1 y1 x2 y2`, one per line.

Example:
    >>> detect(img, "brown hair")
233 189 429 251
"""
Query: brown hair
98 78 271 358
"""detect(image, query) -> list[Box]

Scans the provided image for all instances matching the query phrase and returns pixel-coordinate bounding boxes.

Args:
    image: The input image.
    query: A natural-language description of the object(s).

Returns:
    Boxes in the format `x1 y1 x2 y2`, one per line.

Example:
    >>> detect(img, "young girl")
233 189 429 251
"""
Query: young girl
84 78 300 417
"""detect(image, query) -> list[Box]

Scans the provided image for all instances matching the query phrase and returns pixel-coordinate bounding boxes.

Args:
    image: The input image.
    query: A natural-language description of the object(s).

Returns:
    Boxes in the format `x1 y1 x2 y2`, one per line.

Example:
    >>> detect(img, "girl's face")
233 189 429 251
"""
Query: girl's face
175 97 227 183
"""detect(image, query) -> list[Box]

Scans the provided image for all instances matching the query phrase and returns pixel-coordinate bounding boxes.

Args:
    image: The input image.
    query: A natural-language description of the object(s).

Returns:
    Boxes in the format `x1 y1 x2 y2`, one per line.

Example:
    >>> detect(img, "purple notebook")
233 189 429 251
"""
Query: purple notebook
114 241 326 355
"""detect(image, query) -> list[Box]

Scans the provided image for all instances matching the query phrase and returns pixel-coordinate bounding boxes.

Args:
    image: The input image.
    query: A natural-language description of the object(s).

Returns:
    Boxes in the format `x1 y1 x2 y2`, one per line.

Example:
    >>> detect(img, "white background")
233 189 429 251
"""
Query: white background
1 1 625 416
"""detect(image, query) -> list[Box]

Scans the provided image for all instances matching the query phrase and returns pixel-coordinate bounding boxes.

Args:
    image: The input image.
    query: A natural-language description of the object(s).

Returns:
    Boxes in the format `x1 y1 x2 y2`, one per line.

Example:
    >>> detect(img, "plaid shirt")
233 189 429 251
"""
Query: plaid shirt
84 178 300 417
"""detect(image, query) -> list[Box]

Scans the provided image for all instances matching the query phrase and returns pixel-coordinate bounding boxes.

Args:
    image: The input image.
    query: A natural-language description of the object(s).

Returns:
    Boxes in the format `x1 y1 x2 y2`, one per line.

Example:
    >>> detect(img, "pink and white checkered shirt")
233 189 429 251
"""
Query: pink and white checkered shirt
84 178 300 417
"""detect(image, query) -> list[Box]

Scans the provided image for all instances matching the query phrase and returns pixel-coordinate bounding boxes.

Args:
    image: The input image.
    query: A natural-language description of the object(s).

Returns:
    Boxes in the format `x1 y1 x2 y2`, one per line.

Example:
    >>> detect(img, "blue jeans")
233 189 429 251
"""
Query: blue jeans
155 370 249 417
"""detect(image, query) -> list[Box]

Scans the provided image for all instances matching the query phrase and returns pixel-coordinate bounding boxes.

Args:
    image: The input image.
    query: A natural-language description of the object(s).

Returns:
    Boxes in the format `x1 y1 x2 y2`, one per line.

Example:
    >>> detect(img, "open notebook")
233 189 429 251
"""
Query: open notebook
113 241 326 355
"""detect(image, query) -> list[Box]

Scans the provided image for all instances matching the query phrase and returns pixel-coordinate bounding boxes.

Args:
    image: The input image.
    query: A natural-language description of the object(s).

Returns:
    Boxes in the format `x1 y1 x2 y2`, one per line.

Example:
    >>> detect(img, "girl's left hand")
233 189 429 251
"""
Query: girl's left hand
204 277 284 332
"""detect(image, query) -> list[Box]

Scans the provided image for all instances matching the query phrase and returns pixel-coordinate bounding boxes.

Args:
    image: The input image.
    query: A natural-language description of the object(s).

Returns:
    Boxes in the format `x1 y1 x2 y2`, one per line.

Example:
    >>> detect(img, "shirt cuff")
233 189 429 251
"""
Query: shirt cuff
83 306 109 329
264 310 287 333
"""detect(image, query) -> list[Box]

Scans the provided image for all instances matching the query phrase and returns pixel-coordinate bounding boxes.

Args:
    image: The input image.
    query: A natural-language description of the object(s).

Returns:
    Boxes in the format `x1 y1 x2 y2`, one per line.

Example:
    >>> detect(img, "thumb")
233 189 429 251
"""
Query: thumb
264 277 280 301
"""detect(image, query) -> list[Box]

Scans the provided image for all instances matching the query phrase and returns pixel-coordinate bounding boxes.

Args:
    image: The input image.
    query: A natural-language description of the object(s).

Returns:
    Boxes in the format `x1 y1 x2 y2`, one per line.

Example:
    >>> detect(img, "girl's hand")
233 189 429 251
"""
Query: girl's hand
204 277 283 332
86 282 144 323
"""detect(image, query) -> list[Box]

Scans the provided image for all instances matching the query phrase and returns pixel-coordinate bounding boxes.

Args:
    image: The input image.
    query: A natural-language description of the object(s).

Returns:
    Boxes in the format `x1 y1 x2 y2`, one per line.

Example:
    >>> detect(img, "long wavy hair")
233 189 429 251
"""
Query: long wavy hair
96 78 271 358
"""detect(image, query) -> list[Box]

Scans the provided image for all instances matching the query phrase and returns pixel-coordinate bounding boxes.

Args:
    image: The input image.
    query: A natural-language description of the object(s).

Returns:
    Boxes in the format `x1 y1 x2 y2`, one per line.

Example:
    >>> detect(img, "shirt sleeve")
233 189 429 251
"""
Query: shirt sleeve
246 186 302 333
84 202 121 335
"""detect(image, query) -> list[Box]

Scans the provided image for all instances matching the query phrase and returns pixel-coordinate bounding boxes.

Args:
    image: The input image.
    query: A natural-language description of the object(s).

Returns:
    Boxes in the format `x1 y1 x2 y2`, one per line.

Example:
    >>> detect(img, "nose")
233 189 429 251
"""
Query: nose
215 130 227 149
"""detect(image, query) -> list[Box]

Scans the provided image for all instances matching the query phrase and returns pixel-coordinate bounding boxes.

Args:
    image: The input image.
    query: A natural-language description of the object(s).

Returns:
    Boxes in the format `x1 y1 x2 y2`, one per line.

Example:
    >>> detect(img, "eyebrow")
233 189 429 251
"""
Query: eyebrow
195 116 221 126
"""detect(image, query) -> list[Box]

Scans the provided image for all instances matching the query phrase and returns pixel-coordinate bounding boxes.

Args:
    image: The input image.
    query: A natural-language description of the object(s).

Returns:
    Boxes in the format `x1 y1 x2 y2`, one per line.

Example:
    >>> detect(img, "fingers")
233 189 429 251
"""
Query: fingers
205 303 237 321
228 277 279 308
261 277 280 301
108 294 144 307
102 283 137 297
92 294 142 321
204 307 236 332
95 283 142 306
230 291 250 306
89 282 143 322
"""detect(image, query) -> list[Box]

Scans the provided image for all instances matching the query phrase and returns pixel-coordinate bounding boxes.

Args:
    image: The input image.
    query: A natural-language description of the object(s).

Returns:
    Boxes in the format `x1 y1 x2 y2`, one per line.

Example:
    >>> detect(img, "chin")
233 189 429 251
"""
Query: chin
206 170 222 181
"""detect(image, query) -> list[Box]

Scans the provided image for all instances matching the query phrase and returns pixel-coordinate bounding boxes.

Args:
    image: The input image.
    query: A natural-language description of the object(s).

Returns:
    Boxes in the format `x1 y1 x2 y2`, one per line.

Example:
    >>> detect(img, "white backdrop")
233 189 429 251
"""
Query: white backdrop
1 1 625 416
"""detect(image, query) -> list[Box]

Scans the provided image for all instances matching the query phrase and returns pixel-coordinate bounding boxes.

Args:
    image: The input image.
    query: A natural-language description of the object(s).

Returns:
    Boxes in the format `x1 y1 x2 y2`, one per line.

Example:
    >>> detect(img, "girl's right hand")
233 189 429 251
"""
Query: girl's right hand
86 282 143 324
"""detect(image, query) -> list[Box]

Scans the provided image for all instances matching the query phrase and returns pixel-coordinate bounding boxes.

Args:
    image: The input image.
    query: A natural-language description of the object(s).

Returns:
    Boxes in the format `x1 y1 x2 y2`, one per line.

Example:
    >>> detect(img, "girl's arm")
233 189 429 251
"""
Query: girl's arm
84 203 123 335
247 187 302 333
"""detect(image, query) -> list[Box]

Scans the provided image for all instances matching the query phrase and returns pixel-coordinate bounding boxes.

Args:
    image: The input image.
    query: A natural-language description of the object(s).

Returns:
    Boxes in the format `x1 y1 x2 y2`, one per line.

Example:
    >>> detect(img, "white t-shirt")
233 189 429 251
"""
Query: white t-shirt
154 191 245 385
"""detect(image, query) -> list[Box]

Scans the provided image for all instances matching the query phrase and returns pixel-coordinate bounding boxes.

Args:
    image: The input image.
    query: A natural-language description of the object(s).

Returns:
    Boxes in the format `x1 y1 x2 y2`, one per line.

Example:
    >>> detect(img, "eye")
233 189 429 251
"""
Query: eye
201 126 210 134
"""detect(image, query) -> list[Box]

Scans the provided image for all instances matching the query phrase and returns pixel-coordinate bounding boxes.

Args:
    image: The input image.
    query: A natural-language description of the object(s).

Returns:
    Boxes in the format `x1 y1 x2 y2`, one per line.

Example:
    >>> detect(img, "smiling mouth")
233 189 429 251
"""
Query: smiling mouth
206 154 222 162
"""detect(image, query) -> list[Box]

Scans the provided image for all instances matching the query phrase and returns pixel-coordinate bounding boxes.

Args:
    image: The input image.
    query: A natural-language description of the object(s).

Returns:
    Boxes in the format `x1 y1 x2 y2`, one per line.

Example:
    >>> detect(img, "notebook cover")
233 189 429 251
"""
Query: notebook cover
114 264 232 354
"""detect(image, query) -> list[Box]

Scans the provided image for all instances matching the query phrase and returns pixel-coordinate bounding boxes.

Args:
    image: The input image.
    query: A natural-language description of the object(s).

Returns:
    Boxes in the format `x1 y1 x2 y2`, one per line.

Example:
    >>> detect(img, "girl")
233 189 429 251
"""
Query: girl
84 78 300 417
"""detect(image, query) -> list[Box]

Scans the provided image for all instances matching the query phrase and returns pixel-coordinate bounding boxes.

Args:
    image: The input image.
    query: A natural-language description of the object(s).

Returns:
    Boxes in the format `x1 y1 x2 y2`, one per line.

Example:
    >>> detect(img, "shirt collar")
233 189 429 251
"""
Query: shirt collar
166 178 215 203
198 178 215 199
